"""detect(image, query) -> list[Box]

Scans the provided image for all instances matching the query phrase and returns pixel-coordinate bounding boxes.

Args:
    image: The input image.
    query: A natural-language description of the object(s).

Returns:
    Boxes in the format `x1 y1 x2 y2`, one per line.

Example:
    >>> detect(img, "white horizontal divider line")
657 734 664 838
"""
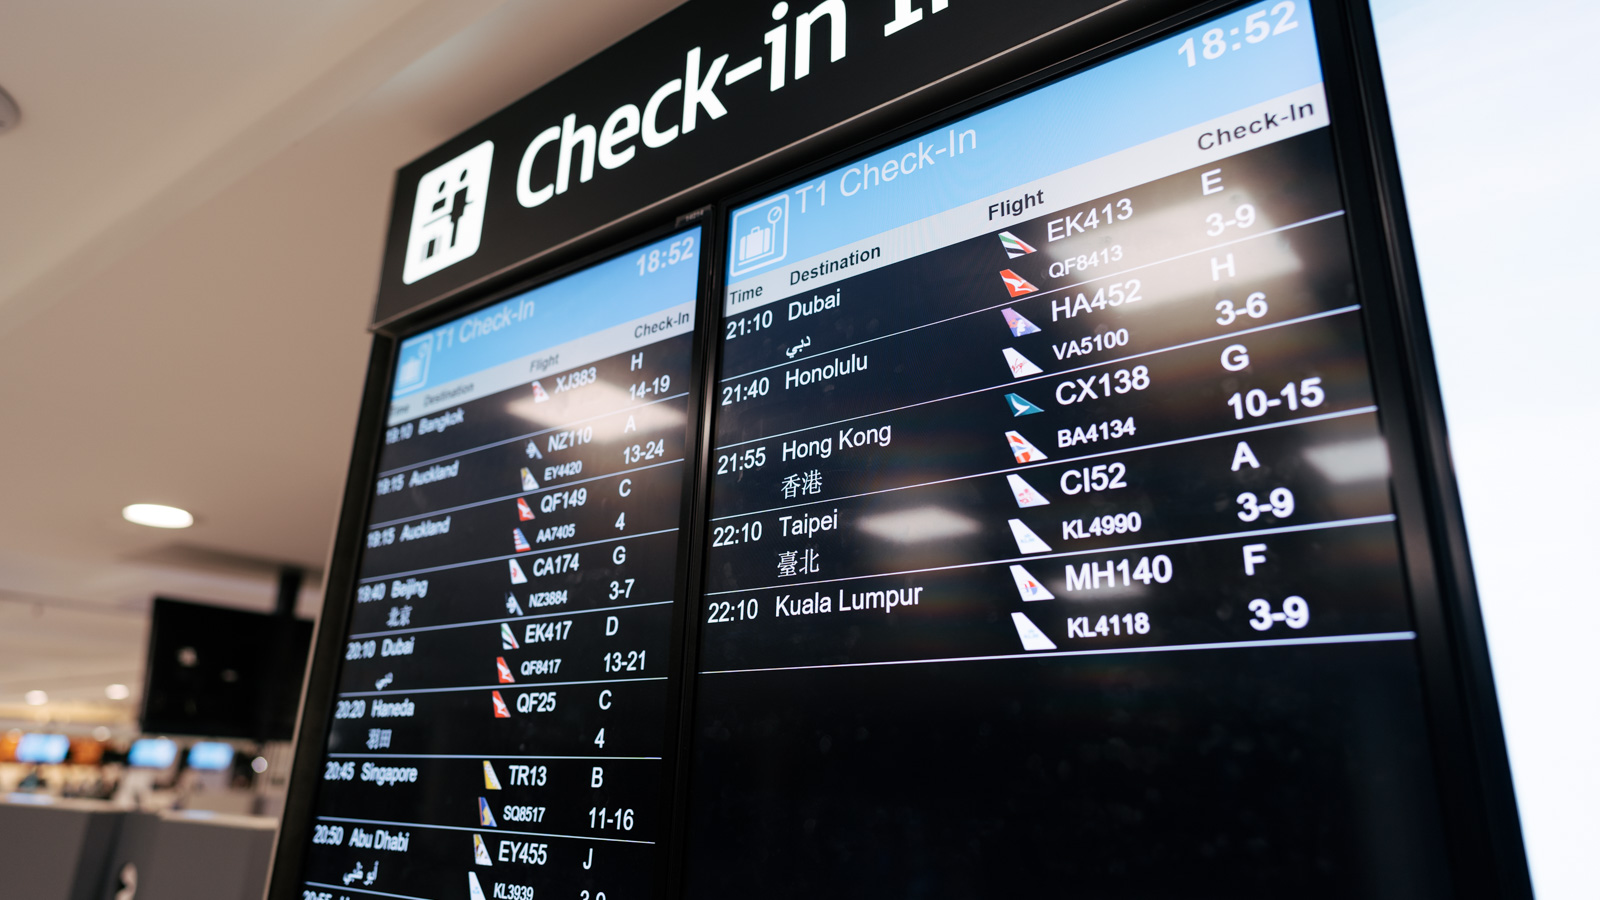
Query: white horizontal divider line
359 527 678 583
313 816 655 845
339 675 665 699
350 600 673 640
368 456 685 530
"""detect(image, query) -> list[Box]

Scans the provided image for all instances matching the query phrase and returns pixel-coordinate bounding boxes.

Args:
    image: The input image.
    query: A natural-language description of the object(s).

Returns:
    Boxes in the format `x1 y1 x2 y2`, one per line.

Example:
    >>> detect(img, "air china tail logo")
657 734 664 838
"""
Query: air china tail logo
403 141 494 284
999 269 1038 297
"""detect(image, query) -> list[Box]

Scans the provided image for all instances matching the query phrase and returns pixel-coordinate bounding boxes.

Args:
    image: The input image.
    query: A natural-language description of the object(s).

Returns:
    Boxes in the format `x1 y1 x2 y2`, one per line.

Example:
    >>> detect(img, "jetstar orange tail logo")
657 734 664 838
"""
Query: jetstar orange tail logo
999 269 1038 297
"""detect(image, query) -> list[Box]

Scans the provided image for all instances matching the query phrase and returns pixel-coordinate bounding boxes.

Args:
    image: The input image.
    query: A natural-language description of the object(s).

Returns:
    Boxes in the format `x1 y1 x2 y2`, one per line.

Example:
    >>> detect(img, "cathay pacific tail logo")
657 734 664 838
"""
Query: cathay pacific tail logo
403 141 494 284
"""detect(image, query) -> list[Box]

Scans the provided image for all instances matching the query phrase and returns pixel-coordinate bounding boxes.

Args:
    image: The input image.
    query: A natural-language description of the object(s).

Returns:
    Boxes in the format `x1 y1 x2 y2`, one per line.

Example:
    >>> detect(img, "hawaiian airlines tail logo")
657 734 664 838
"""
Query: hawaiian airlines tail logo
999 269 1038 298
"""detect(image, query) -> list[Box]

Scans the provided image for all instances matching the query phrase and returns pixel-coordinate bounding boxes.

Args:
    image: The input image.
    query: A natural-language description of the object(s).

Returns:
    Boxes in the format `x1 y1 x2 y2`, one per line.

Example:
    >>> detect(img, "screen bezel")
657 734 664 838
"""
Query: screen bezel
673 1 1529 895
266 209 723 900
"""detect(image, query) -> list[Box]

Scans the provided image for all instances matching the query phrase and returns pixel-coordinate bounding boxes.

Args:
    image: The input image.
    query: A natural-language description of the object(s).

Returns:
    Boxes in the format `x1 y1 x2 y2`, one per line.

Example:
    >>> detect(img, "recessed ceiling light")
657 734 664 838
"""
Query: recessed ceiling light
24 690 47 706
105 684 131 700
252 756 269 773
92 726 112 741
122 503 194 529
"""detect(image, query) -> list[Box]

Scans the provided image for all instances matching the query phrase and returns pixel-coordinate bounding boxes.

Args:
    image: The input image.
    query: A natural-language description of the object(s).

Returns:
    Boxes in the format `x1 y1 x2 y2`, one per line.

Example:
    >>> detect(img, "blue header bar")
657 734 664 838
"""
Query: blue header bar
393 228 702 399
726 2 1323 280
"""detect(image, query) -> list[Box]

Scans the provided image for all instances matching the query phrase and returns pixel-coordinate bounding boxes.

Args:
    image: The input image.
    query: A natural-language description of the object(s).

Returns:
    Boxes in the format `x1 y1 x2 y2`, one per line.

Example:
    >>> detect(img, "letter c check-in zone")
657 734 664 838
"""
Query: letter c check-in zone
731 195 789 275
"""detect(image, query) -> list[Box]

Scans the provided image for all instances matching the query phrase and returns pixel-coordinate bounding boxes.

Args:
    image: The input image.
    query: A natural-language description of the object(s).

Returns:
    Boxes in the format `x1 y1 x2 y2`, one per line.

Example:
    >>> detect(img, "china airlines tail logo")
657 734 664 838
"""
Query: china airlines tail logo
999 269 1038 297
403 141 494 284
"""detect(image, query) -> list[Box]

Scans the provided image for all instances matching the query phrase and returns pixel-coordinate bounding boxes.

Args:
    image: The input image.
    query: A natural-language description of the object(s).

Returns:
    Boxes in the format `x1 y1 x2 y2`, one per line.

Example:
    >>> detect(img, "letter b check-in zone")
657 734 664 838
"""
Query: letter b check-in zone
731 195 789 275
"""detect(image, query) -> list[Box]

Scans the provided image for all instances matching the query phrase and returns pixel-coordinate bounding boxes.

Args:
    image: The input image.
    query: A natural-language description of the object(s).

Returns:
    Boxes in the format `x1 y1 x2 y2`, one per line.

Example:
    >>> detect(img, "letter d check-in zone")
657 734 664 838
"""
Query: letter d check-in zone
730 195 788 275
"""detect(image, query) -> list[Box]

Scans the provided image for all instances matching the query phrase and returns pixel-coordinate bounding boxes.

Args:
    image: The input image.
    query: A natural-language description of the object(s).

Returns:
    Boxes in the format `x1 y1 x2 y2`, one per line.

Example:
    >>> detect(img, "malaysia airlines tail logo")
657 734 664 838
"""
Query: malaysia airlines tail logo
999 231 1037 259
513 529 532 552
1009 564 1055 601
517 498 536 521
500 623 520 650
496 657 515 684
1000 269 1038 297
491 691 511 719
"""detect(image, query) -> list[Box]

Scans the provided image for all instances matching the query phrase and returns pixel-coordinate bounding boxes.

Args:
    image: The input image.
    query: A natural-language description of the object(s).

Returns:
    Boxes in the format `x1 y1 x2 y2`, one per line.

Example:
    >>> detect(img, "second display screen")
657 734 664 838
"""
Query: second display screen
686 2 1455 897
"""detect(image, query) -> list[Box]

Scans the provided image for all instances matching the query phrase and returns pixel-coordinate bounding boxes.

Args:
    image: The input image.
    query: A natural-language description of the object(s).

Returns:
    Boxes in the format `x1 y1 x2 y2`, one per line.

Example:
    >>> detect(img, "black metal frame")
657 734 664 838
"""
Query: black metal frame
667 0 1530 896
270 0 1529 896
265 209 724 900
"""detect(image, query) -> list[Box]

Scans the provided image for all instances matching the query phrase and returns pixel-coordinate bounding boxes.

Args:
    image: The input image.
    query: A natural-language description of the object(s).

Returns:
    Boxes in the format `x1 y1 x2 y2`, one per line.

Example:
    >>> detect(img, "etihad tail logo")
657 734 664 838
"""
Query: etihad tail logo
1007 518 1052 554
483 760 502 790
520 468 540 492
1000 269 1038 297
516 497 536 521
1005 474 1050 508
473 833 494 866
513 528 532 553
500 623 520 650
491 690 511 719
496 656 515 684
1009 564 1055 602
1005 430 1047 464
1011 612 1057 651
1001 307 1041 337
1004 393 1043 417
468 872 488 900
530 381 550 403
1001 347 1043 379
478 796 498 827
508 559 528 585
998 231 1037 259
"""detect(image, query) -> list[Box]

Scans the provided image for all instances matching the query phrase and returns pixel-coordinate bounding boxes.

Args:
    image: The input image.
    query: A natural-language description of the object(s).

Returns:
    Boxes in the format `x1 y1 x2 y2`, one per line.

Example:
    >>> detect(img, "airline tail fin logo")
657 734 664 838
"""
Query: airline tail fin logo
1002 347 1043 378
491 690 511 719
530 381 550 403
524 440 543 459
468 873 488 900
473 833 494 865
1000 269 1038 297
496 657 515 684
506 593 524 616
998 231 1037 259
516 498 536 520
508 559 527 584
1001 307 1041 337
513 528 532 552
1004 393 1043 417
478 797 498 827
1011 612 1058 651
1008 518 1053 554
1009 564 1055 601
483 760 502 790
1005 474 1050 508
520 468 540 491
1005 431 1047 464
500 623 520 650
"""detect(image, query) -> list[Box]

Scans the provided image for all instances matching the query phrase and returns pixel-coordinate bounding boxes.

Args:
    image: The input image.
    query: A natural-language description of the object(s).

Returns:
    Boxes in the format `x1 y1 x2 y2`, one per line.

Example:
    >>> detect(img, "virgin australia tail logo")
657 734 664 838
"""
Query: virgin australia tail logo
403 141 494 284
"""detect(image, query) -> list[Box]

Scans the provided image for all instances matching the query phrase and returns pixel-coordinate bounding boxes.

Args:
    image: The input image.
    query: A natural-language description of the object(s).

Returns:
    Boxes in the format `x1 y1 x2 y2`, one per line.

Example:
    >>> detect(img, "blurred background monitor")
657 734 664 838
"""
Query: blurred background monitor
128 738 178 769
187 741 236 771
15 733 70 764
139 597 312 740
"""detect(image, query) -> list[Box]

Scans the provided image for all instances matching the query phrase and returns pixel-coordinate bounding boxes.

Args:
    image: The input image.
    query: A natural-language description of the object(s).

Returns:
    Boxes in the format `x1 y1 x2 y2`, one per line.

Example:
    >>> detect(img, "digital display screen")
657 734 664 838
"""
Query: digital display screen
689 2 1454 895
296 228 704 900
15 733 69 764
128 738 178 769
188 741 236 771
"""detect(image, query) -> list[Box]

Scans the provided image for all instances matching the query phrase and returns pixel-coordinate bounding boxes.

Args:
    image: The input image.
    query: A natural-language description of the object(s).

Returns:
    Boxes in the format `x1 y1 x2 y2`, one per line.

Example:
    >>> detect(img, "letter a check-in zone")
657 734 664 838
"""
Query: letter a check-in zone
730 195 789 275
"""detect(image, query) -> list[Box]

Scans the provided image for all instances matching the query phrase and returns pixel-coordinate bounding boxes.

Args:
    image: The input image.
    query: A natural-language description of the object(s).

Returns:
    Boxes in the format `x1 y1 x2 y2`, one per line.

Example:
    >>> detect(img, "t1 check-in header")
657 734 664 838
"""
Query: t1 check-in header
372 0 1186 329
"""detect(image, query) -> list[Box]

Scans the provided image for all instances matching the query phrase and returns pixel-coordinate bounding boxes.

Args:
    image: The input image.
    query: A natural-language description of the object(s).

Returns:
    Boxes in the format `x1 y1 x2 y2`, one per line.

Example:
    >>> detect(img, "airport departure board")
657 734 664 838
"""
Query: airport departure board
687 3 1456 896
297 228 703 900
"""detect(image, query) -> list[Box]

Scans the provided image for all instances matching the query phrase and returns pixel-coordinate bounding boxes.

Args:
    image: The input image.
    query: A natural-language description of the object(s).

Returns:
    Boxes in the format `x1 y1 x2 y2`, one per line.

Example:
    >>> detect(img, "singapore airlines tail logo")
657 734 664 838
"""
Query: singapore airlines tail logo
999 269 1038 298
403 141 494 285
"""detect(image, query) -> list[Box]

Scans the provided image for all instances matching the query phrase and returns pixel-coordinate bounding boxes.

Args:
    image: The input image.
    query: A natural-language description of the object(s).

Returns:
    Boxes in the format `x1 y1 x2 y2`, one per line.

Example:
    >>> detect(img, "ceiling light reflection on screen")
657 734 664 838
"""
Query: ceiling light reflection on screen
858 506 980 544
1304 438 1390 483
506 382 685 433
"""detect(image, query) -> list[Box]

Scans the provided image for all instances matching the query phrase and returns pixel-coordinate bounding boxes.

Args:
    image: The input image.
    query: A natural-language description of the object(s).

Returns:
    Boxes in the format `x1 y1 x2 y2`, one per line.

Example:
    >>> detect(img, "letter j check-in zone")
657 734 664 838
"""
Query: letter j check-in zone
730 195 789 276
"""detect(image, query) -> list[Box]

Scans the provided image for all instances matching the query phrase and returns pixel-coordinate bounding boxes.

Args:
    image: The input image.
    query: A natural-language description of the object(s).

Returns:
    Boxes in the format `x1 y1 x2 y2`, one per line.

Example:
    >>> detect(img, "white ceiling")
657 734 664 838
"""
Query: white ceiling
0 0 683 729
